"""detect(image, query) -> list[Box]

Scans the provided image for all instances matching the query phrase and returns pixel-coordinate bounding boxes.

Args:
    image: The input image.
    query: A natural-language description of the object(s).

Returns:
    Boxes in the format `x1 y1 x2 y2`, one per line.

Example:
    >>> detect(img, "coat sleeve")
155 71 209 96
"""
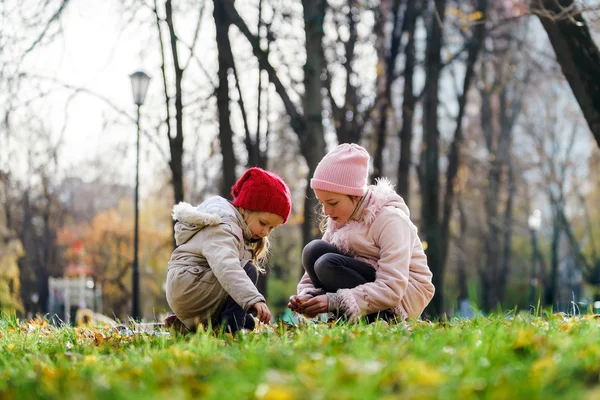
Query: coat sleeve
199 224 264 312
296 272 324 297
332 211 414 321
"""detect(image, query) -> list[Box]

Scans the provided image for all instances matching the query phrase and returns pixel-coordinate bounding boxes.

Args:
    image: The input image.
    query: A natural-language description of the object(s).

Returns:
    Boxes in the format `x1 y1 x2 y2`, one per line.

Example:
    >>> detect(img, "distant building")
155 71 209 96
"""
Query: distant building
57 177 131 222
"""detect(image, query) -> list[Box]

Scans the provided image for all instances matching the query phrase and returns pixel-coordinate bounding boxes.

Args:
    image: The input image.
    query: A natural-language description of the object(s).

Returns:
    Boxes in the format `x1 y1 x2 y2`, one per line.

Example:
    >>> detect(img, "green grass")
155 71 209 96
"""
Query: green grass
1 312 600 399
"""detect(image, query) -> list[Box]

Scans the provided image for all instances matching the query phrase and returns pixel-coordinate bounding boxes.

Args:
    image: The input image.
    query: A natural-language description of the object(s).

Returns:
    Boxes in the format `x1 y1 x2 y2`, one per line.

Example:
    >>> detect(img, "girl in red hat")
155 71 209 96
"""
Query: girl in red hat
165 167 292 333
289 143 434 323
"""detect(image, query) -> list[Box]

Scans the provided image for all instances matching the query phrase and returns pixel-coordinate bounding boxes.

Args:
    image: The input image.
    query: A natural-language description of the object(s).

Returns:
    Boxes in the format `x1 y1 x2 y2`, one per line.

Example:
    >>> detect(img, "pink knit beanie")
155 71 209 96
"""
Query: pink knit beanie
310 143 370 196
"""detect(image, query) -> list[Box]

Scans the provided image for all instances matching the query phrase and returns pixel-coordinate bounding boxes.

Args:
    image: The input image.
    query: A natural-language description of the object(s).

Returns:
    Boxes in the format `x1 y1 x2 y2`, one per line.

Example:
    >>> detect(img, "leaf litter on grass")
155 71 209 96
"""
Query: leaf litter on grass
1 312 600 399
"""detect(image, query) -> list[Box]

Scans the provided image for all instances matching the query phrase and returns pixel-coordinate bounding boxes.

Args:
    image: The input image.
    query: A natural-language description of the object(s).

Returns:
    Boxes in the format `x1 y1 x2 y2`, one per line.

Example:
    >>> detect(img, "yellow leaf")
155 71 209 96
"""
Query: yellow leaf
42 365 57 380
320 335 332 345
469 11 484 21
83 355 98 365
396 358 447 387
514 328 535 349
255 384 296 400
530 356 556 383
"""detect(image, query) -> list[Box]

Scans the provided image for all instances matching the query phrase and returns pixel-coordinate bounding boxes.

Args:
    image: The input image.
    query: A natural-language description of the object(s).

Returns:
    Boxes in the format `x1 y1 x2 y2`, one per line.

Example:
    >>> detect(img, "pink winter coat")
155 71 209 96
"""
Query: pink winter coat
297 179 434 321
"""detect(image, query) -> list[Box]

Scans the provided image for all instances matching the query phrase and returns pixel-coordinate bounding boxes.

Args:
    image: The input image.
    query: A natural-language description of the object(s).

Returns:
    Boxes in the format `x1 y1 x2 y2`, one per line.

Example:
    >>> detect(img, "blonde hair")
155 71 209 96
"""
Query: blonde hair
241 211 271 272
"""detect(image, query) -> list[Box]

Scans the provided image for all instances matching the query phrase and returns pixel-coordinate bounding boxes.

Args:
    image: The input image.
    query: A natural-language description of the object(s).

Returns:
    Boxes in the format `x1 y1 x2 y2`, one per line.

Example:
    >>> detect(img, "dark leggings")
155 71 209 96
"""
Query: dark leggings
220 262 258 333
302 239 394 322
302 240 376 291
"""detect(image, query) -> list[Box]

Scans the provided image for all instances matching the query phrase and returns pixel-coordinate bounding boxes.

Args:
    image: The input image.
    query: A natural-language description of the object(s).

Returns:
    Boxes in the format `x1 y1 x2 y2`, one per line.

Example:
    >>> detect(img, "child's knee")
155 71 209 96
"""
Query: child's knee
314 254 342 282
302 239 331 266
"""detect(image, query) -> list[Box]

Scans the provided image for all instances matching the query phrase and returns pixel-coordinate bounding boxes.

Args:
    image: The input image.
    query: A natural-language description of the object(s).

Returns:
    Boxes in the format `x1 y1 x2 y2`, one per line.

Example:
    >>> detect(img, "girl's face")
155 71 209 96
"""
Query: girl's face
314 189 360 226
242 210 284 240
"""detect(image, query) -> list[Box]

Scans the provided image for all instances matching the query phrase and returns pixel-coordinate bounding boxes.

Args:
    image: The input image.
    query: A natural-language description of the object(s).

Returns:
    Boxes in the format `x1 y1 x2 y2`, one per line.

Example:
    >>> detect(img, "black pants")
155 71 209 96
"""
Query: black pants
302 239 394 323
220 262 258 333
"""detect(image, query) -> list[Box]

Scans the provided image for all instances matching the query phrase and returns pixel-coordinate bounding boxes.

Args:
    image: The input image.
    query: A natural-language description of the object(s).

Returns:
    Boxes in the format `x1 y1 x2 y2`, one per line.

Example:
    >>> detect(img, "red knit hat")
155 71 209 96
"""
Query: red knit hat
231 167 292 223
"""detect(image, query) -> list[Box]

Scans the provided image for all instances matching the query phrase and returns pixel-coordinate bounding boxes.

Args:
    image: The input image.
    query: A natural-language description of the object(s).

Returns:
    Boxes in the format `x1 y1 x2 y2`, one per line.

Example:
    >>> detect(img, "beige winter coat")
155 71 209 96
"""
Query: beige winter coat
297 179 435 321
165 197 264 329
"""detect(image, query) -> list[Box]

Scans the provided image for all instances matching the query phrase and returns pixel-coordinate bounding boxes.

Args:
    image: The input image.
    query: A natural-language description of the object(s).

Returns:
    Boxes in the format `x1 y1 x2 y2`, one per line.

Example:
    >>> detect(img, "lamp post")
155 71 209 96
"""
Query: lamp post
129 71 150 321
528 209 542 307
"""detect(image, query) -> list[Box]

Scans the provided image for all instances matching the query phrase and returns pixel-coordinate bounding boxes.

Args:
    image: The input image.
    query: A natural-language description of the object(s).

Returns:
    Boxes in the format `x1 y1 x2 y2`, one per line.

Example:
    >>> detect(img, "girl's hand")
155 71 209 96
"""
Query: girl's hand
299 295 328 318
288 295 312 312
252 302 272 324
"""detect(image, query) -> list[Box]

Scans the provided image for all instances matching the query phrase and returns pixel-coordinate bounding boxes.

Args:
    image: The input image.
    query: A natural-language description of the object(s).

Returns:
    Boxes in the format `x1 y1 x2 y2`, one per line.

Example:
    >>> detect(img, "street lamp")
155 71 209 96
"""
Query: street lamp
129 70 150 321
528 209 542 307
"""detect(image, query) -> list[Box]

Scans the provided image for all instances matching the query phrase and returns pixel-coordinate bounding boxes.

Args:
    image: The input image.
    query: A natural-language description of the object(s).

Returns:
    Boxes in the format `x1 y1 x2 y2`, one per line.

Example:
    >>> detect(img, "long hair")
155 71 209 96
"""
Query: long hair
240 211 271 272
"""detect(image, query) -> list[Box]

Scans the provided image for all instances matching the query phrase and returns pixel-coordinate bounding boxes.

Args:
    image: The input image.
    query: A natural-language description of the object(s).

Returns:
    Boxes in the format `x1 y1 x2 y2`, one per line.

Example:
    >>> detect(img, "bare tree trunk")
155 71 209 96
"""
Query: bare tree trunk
372 0 402 181
456 198 469 302
480 87 513 311
324 2 380 147
545 206 560 307
213 0 238 197
221 0 326 254
336 0 360 145
38 176 58 315
532 0 600 148
397 0 419 202
421 0 446 318
164 0 185 204
18 189 37 315
154 0 184 248
440 0 488 277
501 153 515 304
300 0 328 250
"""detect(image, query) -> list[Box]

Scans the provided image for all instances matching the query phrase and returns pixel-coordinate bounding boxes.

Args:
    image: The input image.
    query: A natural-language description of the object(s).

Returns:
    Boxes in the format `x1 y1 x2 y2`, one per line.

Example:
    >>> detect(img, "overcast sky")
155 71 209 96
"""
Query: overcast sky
14 1 160 185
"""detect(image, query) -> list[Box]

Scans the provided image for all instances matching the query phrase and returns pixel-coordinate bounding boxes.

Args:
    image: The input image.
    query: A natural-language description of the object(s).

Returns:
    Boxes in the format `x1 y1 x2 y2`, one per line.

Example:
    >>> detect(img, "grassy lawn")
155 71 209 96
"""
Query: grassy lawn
1 313 600 399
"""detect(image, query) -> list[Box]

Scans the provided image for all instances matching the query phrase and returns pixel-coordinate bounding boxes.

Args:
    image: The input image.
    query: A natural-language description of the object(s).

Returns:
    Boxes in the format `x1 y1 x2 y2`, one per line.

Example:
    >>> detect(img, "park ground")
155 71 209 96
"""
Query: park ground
1 312 600 399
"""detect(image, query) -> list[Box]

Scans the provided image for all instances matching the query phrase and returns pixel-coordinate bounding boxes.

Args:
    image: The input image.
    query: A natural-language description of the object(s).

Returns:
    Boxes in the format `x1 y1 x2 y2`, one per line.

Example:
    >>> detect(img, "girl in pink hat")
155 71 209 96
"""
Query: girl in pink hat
289 143 434 322
165 167 292 333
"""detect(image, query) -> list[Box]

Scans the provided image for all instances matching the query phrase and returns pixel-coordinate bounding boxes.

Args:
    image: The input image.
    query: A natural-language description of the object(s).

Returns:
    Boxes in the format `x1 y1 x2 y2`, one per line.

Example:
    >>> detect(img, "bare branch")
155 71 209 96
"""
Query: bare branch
21 0 71 58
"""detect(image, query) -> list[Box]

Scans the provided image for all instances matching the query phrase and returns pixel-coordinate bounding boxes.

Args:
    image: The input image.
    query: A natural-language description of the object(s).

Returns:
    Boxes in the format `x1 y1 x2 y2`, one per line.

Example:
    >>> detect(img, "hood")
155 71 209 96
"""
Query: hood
325 178 409 233
323 178 410 255
171 197 244 246
362 177 410 225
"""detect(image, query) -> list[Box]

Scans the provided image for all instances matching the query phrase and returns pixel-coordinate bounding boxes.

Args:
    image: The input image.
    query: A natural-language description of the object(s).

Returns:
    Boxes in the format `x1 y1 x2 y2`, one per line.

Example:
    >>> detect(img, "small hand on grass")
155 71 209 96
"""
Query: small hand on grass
252 302 272 324
288 294 328 318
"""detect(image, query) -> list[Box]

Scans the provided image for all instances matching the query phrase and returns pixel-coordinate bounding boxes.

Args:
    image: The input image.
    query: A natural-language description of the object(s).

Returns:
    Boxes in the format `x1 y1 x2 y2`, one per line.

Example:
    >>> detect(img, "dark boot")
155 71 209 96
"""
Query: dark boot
364 309 396 324
164 314 192 334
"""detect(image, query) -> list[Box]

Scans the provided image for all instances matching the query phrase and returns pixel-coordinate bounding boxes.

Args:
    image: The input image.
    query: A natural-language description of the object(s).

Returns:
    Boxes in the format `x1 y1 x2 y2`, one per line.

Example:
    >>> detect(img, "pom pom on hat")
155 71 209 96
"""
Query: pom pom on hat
310 143 370 196
231 167 292 223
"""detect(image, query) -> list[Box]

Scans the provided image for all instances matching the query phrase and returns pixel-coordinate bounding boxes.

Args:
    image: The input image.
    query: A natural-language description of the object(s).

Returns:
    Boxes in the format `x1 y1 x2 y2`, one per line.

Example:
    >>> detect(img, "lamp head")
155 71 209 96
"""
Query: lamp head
129 71 151 106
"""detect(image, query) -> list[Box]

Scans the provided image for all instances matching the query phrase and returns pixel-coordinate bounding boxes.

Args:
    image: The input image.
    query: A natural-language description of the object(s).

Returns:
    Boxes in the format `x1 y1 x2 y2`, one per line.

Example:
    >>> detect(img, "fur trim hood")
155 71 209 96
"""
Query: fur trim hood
172 196 248 246
361 178 409 225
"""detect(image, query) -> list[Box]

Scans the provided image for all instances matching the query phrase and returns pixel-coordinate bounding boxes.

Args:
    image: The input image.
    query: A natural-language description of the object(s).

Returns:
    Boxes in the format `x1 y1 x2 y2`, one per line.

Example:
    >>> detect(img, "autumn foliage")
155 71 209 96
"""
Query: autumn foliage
58 200 173 320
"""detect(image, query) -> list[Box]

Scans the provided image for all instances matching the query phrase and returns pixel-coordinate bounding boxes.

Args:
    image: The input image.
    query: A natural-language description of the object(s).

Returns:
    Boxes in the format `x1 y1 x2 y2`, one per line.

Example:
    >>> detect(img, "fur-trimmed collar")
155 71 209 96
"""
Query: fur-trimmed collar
172 197 253 245
326 177 407 232
361 177 408 225
323 178 408 256
172 202 222 227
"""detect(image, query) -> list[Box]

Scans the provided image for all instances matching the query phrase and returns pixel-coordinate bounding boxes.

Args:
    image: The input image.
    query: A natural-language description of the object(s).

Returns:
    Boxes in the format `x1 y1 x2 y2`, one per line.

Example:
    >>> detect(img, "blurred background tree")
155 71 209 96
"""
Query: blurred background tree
2 0 600 320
